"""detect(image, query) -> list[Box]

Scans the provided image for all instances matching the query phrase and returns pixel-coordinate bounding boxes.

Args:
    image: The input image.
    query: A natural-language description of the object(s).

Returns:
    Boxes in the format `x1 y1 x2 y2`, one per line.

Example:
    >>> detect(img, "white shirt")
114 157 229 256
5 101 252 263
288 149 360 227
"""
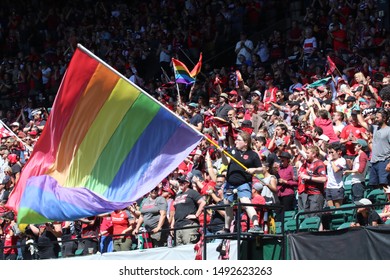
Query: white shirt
326 157 346 189
235 39 253 64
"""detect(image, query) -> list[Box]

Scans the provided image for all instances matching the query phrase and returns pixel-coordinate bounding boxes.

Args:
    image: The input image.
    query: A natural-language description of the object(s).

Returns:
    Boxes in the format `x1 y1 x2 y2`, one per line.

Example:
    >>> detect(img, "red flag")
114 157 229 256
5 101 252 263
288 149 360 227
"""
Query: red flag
327 56 336 75
0 123 13 138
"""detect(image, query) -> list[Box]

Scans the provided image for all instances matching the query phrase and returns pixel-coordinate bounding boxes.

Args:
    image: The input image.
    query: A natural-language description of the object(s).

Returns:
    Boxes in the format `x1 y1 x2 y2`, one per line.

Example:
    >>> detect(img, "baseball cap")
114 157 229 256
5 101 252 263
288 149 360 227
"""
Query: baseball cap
279 151 292 159
162 185 176 197
31 109 42 116
253 182 264 191
241 120 253 128
355 198 372 206
10 122 19 127
189 169 204 182
220 93 229 99
353 139 368 148
252 90 261 96
177 175 190 183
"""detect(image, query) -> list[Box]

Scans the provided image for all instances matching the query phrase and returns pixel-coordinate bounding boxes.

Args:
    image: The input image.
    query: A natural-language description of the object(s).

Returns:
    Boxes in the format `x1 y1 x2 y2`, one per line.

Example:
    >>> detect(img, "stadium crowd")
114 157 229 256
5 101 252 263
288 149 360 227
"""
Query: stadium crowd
1 0 390 259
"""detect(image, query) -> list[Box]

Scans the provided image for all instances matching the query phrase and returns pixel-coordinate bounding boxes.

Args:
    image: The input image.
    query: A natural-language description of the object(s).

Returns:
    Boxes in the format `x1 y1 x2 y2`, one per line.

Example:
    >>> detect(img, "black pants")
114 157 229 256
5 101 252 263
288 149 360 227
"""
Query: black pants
279 195 296 211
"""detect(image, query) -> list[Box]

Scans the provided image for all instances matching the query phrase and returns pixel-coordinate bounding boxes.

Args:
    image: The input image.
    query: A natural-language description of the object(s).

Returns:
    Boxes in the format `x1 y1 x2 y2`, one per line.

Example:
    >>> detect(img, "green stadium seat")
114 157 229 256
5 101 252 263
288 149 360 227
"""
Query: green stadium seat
343 174 353 203
284 219 297 233
275 221 282 234
299 216 321 232
75 249 84 256
367 189 386 209
335 203 357 223
283 210 296 221
329 211 347 230
337 222 352 230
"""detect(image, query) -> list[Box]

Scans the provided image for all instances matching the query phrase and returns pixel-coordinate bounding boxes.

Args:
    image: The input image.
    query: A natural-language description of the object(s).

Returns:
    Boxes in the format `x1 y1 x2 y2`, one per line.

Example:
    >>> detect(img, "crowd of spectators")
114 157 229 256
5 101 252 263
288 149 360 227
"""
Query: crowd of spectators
0 0 390 259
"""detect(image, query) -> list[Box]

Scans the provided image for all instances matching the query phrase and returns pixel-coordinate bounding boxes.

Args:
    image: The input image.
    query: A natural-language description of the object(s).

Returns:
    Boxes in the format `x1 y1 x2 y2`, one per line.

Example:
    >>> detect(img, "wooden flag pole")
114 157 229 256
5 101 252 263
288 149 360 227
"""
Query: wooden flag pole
203 135 248 171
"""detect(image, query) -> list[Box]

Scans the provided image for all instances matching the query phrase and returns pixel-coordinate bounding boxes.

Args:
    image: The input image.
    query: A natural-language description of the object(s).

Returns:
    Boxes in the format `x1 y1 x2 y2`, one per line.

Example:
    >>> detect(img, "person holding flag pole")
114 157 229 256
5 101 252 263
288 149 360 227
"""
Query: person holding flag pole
204 132 264 234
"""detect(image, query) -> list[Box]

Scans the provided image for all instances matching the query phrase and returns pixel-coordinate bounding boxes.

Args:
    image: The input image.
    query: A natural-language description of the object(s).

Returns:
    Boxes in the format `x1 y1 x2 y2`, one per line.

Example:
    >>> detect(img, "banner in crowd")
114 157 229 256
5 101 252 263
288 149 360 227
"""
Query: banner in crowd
6 44 203 224
306 76 332 89
172 53 202 84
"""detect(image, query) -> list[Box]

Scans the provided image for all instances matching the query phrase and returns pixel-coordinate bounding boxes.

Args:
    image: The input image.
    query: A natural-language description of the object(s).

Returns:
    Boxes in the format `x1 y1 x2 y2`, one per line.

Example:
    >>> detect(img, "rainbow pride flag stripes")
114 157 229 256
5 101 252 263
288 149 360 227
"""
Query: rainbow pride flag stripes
172 53 202 84
6 45 202 224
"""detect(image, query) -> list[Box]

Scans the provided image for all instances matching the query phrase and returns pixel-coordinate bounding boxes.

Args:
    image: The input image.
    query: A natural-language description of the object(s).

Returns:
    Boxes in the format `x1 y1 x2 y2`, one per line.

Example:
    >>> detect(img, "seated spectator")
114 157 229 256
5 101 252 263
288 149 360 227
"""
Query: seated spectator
351 198 383 227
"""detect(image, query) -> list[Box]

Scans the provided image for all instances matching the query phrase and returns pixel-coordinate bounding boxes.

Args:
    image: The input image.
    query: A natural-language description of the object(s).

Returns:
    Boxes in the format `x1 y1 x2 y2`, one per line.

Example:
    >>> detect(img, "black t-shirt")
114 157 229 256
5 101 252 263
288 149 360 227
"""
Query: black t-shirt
356 209 383 226
37 228 60 259
226 148 262 186
208 200 225 233
174 189 202 228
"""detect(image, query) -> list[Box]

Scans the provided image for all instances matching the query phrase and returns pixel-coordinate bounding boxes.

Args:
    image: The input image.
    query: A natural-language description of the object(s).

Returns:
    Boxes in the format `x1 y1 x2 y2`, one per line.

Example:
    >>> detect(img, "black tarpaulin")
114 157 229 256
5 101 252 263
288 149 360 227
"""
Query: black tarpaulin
288 225 390 260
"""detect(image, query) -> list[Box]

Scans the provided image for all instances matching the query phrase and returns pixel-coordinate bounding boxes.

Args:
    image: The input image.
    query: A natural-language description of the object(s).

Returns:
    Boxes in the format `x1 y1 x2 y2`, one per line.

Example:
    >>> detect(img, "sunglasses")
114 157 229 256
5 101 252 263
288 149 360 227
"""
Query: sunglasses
384 104 390 107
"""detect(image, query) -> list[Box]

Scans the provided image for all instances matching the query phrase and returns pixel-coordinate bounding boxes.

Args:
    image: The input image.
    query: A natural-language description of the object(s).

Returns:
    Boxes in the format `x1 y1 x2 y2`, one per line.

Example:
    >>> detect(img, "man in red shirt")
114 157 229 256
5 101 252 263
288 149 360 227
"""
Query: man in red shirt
263 76 278 111
299 146 327 216
328 21 348 55
339 111 368 166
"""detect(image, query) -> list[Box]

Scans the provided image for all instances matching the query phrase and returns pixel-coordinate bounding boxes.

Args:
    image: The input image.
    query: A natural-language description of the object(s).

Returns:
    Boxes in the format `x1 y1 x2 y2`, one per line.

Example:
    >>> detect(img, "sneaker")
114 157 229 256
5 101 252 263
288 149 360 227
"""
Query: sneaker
248 225 264 234
216 228 230 235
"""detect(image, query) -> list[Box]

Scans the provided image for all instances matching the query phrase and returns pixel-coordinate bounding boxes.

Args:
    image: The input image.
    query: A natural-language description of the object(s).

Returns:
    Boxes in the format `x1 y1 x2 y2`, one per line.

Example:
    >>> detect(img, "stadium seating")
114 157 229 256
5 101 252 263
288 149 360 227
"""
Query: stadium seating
367 189 387 209
337 222 352 230
299 216 321 232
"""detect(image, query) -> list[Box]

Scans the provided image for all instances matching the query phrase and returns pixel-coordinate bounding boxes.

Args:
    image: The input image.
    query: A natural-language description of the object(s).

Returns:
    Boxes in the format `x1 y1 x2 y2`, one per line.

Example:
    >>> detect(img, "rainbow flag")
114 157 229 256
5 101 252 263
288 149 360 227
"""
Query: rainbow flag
6 45 203 224
172 53 202 84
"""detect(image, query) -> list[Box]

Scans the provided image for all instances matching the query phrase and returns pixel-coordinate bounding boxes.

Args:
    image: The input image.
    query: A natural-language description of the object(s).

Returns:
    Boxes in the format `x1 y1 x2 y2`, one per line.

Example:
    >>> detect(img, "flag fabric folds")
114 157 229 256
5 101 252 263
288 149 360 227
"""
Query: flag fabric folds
172 53 202 84
306 76 332 88
327 56 337 75
0 122 13 138
6 45 203 224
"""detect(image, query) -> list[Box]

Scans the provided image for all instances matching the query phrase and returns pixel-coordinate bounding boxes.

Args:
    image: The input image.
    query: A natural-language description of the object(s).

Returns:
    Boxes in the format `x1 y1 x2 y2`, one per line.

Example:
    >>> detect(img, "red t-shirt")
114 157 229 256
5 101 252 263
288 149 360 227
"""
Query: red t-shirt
3 224 18 255
332 29 348 52
305 159 326 195
99 216 113 236
340 124 367 156
263 87 277 111
111 210 133 239
314 117 339 143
